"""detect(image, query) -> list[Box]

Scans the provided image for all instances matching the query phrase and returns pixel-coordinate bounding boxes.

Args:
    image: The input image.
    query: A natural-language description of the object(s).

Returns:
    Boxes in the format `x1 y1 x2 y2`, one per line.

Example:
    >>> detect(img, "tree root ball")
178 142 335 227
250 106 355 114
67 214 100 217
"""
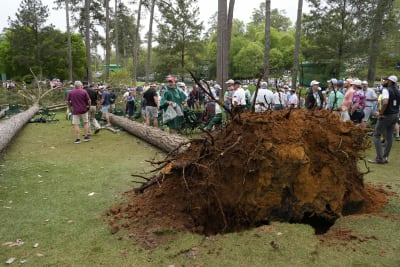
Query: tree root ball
117 110 378 236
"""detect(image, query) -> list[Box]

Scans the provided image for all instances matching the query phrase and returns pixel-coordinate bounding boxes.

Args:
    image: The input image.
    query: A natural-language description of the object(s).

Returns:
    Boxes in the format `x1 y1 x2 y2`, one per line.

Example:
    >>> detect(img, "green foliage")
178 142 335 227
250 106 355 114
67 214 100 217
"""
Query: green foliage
155 0 204 79
109 69 133 85
301 0 398 79
251 2 292 31
10 0 49 31
232 42 264 78
200 9 295 80
0 0 86 81
112 1 136 65
0 29 86 81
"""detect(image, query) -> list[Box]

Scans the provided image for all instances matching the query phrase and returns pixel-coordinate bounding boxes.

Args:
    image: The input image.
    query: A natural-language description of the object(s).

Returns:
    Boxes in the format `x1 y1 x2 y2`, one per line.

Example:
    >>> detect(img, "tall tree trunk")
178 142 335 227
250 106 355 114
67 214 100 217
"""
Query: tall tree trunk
124 47 127 69
66 0 73 82
337 0 347 78
105 0 111 81
291 0 303 91
263 0 271 81
0 104 40 153
181 36 185 69
224 0 235 90
84 0 92 83
217 0 228 90
133 0 143 85
109 114 189 154
145 0 156 84
367 0 393 83
115 0 120 68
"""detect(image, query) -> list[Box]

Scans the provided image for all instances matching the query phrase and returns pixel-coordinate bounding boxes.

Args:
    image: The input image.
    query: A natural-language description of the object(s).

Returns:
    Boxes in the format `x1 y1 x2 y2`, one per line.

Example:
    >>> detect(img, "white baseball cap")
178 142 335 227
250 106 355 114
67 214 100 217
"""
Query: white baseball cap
386 75 398 83
327 78 338 84
351 79 362 87
225 79 234 84
361 80 368 85
310 80 320 86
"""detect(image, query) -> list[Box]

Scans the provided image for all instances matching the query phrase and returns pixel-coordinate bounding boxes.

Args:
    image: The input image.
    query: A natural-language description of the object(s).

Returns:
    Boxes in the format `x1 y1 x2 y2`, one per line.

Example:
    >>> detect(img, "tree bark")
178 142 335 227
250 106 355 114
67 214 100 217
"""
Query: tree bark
115 0 120 68
133 0 143 85
224 0 235 89
66 0 73 82
0 104 40 153
109 114 189 154
337 0 347 78
217 0 228 90
263 0 271 81
0 107 10 119
291 0 303 91
367 0 393 83
145 0 156 84
105 0 111 81
84 0 93 83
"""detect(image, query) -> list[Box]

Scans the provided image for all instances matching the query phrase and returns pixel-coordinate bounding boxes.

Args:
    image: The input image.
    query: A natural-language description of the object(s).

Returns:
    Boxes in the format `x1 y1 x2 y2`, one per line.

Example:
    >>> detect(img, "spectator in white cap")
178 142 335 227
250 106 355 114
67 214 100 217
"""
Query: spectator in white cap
349 79 366 125
325 78 338 109
211 84 221 100
224 79 235 119
232 80 246 113
305 80 325 110
288 88 299 109
361 80 378 127
251 81 274 112
369 75 400 164
328 81 344 113
283 85 291 105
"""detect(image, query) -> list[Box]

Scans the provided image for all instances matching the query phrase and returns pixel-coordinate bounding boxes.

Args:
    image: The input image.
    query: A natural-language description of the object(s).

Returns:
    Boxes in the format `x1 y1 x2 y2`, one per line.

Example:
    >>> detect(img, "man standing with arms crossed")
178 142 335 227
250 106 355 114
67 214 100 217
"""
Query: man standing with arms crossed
369 76 400 164
66 81 91 143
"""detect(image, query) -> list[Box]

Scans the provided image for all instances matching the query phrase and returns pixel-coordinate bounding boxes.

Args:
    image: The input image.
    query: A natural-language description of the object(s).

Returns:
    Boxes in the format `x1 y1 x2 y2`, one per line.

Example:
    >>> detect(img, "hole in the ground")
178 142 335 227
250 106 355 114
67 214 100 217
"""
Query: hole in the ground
300 212 335 235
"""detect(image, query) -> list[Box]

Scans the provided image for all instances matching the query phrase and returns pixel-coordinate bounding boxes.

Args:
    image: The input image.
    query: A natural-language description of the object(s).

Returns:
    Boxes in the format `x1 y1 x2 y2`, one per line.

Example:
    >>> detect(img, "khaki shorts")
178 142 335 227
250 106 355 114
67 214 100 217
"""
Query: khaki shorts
146 106 158 119
72 112 89 125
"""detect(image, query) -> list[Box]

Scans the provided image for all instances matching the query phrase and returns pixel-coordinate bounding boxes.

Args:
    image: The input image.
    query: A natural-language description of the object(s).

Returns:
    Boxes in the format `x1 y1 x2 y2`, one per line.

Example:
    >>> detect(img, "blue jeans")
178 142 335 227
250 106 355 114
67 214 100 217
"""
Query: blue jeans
373 113 399 160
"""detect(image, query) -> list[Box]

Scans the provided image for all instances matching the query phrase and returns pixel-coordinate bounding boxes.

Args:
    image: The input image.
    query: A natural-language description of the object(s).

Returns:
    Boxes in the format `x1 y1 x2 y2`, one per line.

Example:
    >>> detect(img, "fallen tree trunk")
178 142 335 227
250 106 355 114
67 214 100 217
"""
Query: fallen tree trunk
0 107 10 119
0 103 40 153
48 105 67 111
109 114 189 154
47 103 67 110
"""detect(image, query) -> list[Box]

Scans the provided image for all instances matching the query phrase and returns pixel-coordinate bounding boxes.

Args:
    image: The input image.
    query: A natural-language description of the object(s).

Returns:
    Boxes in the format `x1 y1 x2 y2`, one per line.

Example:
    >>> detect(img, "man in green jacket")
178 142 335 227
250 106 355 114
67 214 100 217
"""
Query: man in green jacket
160 77 187 134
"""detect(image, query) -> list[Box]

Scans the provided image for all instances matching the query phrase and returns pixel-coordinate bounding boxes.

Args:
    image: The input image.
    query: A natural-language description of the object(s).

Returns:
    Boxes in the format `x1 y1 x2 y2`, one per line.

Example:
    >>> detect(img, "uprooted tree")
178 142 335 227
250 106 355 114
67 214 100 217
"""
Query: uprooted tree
109 108 376 237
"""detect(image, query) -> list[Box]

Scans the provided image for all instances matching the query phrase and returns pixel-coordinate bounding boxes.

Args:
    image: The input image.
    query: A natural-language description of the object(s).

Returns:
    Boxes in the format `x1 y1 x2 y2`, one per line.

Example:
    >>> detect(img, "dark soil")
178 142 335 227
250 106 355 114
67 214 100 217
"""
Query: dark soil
108 110 390 247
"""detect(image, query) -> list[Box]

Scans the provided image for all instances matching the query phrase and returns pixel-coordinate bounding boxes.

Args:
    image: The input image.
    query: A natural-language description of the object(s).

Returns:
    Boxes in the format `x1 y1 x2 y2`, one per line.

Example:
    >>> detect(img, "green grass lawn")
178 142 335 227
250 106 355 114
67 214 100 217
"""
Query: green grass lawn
0 113 399 266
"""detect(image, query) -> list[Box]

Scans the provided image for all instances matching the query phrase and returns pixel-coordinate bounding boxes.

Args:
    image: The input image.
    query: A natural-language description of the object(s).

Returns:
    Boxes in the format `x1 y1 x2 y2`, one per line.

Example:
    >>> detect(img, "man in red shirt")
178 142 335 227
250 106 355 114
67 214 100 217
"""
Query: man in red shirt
66 81 91 143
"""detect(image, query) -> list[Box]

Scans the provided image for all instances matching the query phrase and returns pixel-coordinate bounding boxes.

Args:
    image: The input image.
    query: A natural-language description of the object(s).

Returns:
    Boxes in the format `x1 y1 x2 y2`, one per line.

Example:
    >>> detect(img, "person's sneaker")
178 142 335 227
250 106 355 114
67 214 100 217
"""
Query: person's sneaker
84 136 90 142
368 158 384 164
383 157 389 164
395 136 400 141
94 128 100 134
74 139 81 144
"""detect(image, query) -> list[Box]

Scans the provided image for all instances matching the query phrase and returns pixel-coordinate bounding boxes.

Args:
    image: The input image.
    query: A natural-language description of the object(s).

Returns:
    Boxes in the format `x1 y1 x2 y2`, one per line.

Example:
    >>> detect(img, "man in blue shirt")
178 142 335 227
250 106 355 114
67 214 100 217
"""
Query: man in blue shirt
100 86 111 126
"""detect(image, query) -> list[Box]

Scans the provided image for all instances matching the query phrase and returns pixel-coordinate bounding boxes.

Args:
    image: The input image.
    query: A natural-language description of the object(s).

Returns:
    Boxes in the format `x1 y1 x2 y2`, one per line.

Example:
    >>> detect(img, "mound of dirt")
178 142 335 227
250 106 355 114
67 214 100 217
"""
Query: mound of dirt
109 110 388 240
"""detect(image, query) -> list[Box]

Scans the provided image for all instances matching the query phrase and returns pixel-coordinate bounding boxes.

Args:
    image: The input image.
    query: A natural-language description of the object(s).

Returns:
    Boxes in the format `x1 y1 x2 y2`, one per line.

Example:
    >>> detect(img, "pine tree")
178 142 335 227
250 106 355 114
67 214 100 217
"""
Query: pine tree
156 0 204 79
10 0 50 79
